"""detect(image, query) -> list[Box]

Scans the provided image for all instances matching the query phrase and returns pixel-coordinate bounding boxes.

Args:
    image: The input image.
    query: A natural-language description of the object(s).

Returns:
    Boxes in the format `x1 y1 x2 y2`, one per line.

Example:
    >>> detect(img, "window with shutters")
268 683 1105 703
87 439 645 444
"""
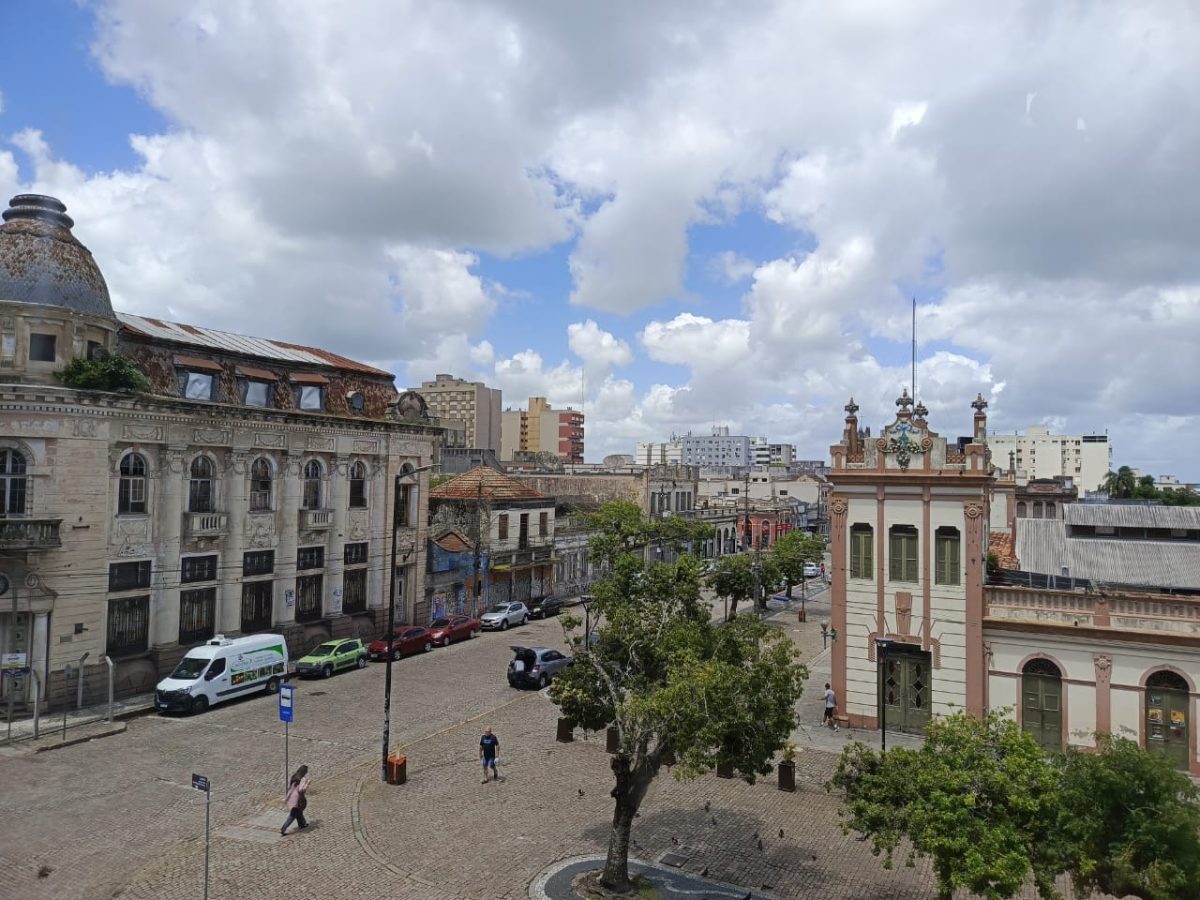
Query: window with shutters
539 511 548 537
934 527 961 585
889 525 919 583
498 514 508 541
849 524 873 579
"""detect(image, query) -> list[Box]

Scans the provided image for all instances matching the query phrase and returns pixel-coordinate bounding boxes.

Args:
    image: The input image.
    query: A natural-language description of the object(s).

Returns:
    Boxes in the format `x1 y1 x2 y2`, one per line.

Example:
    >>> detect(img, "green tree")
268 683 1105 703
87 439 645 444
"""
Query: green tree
707 552 757 617
829 710 1065 900
54 353 149 393
1056 735 1200 899
1132 474 1159 500
771 530 825 599
551 502 807 893
1161 489 1200 507
1101 466 1138 499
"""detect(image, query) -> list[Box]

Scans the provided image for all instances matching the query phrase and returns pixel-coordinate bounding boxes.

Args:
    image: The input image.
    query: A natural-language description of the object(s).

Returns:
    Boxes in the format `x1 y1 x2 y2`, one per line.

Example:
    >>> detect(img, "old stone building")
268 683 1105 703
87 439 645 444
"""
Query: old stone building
0 194 440 711
828 391 1200 773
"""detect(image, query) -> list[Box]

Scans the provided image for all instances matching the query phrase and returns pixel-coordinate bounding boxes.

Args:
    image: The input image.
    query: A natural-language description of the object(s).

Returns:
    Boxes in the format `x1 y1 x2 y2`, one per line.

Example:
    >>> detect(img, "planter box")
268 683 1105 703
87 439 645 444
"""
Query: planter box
777 760 796 792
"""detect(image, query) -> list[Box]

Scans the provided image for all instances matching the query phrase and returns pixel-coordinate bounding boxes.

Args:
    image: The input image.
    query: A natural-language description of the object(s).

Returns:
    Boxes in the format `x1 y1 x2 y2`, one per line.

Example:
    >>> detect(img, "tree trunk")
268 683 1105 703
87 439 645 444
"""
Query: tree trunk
600 753 654 892
727 595 740 617
786 580 793 599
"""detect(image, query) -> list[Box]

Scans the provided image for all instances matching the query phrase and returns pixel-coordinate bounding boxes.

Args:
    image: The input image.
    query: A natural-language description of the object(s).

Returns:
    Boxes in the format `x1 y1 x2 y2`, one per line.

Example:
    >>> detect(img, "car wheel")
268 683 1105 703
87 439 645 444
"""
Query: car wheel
442 636 451 647
538 674 548 689
500 619 509 631
322 664 333 679
521 615 529 626
472 628 480 638
424 641 433 653
265 676 280 694
393 648 402 661
191 695 209 715
356 655 367 669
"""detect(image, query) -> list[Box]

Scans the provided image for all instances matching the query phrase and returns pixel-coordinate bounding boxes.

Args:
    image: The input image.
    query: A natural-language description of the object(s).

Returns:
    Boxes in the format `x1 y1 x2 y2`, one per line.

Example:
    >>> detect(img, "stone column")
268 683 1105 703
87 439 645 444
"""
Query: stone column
327 455 348 616
367 460 387 620
221 451 250 634
153 446 187 646
275 451 302 626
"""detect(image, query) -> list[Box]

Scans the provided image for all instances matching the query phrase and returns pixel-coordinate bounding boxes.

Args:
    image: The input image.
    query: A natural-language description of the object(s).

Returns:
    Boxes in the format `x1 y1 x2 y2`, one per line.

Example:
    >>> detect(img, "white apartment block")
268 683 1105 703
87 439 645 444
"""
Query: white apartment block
635 440 683 465
681 427 752 468
987 425 1112 492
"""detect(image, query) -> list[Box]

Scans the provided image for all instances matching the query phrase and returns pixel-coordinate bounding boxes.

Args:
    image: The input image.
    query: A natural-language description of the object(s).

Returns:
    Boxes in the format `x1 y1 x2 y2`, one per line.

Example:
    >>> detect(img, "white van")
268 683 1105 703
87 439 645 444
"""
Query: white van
155 633 288 714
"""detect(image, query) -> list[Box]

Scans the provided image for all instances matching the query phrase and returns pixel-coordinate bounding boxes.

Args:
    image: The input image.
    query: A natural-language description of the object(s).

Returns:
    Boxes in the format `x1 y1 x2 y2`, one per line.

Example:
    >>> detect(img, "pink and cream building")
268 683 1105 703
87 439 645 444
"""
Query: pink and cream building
828 392 1200 773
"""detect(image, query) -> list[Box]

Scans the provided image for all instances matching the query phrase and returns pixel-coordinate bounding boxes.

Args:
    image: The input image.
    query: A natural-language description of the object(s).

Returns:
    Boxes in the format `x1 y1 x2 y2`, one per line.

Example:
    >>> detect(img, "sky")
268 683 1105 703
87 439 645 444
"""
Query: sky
2 1 1199 482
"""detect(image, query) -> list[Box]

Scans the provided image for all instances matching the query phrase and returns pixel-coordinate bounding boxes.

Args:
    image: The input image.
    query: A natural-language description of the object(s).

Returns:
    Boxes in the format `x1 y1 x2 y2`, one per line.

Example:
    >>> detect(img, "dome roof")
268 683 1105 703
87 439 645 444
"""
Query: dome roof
0 194 114 319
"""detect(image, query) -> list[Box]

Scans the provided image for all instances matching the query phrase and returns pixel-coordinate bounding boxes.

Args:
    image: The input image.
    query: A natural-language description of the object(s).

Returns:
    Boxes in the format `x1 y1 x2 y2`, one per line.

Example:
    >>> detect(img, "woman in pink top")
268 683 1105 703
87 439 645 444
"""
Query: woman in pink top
280 765 311 835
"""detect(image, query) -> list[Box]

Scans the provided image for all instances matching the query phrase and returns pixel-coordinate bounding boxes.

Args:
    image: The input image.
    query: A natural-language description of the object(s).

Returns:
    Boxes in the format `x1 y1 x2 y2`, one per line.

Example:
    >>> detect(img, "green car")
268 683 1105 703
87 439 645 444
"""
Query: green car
295 638 367 678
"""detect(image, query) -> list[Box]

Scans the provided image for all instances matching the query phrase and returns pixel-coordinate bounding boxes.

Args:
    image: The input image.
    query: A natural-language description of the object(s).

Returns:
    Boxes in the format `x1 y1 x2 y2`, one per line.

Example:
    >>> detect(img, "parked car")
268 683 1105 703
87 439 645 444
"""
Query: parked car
527 596 563 619
507 646 573 689
803 562 820 578
367 626 434 661
295 638 367 678
428 615 480 646
480 602 529 631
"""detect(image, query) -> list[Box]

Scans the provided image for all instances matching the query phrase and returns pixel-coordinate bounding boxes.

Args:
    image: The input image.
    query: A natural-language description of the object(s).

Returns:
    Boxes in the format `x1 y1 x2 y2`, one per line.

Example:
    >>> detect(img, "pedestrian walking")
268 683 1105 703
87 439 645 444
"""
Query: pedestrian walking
479 727 500 783
823 683 840 732
280 765 311 835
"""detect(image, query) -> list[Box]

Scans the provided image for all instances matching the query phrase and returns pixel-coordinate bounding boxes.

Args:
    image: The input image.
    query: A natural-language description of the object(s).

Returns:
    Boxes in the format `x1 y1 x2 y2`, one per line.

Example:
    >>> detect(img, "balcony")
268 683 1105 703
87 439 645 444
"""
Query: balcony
304 509 333 529
0 517 62 550
186 512 228 538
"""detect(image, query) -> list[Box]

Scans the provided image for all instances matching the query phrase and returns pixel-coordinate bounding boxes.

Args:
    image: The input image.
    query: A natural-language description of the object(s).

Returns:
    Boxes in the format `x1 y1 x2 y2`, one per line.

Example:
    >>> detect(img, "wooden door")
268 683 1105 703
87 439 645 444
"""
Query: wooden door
1147 672 1190 771
1021 660 1063 752
882 648 932 735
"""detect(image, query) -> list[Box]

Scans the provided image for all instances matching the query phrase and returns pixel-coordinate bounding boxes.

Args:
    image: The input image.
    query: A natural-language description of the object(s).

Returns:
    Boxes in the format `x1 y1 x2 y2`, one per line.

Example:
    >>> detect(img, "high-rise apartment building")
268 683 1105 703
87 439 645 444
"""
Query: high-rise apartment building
501 396 585 464
987 425 1112 493
413 374 502 454
680 426 752 469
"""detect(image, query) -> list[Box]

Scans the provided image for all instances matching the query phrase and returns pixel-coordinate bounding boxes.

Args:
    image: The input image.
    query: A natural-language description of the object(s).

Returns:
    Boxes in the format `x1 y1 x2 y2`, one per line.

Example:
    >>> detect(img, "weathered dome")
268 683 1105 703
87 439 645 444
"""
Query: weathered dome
0 194 114 319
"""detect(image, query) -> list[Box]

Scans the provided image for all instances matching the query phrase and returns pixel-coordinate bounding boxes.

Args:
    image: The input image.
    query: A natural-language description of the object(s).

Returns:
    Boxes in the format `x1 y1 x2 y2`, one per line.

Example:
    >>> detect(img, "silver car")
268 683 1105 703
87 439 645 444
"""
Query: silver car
507 646 573 689
480 602 529 631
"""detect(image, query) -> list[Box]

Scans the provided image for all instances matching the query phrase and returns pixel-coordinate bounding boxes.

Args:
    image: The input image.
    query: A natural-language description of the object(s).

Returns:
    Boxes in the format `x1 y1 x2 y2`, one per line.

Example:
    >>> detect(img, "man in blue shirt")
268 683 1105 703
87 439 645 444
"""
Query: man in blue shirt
479 727 500 783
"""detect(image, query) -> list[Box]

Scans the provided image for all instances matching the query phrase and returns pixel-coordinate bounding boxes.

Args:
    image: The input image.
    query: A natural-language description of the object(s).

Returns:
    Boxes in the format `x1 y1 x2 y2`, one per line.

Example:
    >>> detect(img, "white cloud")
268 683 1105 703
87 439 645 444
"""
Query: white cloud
567 319 633 369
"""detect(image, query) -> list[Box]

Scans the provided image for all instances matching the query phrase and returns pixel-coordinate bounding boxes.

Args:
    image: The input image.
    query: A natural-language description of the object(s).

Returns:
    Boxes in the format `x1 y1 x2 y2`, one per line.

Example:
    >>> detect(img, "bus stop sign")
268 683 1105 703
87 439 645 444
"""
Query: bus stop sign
278 684 294 723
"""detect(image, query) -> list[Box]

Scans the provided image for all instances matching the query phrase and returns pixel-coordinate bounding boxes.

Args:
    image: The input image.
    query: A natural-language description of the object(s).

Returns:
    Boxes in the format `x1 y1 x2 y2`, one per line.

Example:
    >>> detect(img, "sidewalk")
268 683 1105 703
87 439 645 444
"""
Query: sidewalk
0 690 154 749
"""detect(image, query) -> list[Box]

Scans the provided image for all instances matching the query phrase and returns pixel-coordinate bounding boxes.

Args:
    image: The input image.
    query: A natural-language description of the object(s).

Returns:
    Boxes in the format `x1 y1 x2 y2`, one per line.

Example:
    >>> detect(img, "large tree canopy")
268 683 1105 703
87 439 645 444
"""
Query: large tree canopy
550 501 807 892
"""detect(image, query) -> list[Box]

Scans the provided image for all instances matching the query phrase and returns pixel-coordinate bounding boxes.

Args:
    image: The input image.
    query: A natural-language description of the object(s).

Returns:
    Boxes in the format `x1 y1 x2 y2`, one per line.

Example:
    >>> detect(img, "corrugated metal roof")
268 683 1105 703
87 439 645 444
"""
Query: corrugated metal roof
1015 518 1200 589
430 466 546 502
1064 503 1200 529
117 313 392 377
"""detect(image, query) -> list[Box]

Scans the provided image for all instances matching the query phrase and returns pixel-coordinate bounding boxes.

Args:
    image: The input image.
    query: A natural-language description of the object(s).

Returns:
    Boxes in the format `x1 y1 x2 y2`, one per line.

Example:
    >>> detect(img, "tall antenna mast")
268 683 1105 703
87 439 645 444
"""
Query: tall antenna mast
911 295 917 401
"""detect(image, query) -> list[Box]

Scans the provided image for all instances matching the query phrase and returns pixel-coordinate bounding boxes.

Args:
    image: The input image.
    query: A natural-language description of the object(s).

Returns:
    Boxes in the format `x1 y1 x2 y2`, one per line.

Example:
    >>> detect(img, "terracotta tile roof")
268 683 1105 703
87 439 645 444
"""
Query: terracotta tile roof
430 466 546 502
433 530 473 553
989 531 1019 570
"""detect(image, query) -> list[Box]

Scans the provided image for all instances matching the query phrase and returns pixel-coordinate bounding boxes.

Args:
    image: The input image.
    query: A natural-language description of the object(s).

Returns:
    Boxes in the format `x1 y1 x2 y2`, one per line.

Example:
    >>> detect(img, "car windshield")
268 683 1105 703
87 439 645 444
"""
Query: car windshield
487 605 509 614
312 642 338 655
430 618 450 628
170 656 210 680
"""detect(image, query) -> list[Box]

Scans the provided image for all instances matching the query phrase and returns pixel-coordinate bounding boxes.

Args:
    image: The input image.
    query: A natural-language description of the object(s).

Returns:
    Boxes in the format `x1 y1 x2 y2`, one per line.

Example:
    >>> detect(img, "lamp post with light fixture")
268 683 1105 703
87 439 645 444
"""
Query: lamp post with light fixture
875 637 893 752
381 461 436 783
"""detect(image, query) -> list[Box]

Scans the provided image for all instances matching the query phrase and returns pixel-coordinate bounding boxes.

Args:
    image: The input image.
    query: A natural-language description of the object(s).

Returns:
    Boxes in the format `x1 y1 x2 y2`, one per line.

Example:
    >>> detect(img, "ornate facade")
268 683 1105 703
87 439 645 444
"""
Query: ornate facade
0 194 441 711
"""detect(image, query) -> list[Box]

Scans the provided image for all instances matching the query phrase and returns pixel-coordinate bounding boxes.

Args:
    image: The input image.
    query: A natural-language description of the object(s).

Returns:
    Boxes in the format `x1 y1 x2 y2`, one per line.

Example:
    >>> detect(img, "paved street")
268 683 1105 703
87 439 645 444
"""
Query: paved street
0 595 1056 900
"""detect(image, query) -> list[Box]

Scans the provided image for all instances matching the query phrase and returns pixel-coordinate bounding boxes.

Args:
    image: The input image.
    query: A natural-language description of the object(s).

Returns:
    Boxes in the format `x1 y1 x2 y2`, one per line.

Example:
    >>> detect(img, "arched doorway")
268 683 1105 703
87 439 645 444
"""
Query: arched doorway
1021 658 1063 752
1146 670 1190 771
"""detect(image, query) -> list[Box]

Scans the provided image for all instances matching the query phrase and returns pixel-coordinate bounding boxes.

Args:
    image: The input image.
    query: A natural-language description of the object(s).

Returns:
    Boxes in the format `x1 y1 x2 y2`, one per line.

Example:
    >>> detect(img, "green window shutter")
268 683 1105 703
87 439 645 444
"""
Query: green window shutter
850 526 873 579
890 527 919 582
935 530 961 585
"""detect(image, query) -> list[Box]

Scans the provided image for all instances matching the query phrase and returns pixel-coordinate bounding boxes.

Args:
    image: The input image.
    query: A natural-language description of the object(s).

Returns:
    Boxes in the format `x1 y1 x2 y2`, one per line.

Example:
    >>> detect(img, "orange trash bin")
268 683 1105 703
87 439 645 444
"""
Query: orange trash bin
387 752 407 785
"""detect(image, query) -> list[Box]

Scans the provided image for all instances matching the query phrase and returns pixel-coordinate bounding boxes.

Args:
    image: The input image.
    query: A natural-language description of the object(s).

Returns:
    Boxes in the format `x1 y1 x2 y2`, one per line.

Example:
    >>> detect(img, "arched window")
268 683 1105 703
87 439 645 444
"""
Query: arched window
1033 501 1044 519
1016 501 1027 518
349 461 367 508
1146 670 1190 770
1045 501 1056 518
0 449 28 516
189 457 215 513
1022 658 1063 752
302 460 323 510
118 452 147 514
249 458 273 511
850 523 874 579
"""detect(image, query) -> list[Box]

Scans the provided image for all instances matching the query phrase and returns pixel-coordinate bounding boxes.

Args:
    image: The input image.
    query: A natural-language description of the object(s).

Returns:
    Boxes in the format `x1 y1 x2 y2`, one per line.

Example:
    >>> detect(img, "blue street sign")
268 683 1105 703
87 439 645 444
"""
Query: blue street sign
278 684 294 723
191 773 210 793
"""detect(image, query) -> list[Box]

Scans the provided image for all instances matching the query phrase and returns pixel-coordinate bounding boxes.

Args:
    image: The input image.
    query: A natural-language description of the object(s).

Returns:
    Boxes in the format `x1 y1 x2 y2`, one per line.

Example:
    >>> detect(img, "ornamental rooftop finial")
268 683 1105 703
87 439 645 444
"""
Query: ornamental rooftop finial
844 397 859 416
972 393 988 413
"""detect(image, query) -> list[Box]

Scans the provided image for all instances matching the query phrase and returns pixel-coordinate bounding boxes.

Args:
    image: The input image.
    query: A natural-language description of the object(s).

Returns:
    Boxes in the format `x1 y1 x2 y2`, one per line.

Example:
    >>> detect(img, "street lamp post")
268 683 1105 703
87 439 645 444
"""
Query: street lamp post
579 594 593 650
381 462 435 784
875 637 893 752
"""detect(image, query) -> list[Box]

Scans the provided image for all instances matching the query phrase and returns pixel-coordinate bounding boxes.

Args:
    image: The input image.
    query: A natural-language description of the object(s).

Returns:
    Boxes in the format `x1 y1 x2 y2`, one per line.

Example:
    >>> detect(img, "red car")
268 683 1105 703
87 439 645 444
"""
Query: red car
428 615 481 647
367 626 434 661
